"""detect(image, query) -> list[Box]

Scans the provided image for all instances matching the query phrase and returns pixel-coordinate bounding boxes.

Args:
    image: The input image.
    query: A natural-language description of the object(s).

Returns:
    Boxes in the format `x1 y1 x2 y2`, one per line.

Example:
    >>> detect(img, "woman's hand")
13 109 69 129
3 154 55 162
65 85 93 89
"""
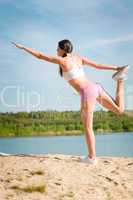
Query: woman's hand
116 66 122 71
11 42 24 49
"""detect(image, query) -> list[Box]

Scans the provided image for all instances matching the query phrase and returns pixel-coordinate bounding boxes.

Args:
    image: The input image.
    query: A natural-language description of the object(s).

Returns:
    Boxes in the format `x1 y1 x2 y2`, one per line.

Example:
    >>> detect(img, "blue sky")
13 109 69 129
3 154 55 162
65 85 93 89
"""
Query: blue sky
0 0 133 112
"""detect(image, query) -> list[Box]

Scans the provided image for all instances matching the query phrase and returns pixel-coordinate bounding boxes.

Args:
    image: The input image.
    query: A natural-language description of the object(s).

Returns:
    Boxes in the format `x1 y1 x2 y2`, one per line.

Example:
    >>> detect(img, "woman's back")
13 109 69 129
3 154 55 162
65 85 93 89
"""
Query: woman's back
61 54 90 92
62 54 82 71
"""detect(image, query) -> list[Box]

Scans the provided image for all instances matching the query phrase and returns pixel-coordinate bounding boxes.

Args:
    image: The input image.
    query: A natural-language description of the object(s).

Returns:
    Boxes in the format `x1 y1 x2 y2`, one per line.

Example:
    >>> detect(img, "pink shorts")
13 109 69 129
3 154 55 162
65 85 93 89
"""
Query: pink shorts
80 81 104 103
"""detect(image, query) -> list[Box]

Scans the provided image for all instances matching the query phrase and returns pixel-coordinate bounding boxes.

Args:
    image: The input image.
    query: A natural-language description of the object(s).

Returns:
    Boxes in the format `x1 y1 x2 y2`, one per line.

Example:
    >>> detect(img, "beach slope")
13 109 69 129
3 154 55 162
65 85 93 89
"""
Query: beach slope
0 154 133 200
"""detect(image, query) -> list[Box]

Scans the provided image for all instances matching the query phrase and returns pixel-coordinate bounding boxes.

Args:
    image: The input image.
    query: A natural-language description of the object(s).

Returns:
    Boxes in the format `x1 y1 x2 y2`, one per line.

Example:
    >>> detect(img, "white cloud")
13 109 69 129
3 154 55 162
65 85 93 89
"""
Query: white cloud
81 33 133 49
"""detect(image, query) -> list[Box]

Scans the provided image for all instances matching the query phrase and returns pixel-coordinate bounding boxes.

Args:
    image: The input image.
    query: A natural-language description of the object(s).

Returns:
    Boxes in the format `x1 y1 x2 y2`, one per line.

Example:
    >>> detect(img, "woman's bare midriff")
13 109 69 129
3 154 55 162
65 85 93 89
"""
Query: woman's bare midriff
68 75 91 94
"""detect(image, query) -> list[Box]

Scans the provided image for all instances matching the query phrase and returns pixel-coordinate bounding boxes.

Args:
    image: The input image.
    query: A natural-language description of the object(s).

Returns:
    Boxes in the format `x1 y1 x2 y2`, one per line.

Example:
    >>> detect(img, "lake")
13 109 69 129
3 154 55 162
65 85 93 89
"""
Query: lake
0 132 133 157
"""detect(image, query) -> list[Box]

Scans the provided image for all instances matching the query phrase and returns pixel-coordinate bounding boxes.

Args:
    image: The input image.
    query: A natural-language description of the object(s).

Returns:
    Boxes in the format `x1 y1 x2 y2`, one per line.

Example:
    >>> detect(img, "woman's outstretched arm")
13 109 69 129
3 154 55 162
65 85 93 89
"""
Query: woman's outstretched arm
81 56 120 71
11 42 64 65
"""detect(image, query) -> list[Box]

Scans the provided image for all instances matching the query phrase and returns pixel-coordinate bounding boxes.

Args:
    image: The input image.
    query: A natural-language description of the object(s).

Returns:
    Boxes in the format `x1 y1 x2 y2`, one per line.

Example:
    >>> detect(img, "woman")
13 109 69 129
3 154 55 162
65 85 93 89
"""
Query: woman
12 39 129 165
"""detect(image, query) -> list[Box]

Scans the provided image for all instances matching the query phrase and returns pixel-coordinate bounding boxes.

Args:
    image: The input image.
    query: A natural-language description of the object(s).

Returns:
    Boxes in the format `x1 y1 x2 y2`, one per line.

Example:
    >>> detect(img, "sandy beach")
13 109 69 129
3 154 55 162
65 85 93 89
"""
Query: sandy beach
0 154 133 200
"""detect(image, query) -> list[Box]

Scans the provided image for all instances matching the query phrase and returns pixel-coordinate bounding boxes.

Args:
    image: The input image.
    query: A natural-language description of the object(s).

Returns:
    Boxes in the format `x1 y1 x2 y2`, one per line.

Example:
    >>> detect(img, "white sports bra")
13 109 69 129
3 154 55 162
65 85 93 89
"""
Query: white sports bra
62 57 85 81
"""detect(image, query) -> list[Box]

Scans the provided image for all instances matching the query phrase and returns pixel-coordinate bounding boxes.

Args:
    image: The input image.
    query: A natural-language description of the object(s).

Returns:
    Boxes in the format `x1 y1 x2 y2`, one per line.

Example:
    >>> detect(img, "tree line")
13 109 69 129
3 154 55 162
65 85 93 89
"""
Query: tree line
0 110 133 137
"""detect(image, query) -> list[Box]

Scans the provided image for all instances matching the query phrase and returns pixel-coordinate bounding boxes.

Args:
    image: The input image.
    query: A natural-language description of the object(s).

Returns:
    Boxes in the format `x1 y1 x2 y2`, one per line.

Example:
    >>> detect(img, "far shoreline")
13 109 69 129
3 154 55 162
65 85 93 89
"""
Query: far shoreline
0 130 133 138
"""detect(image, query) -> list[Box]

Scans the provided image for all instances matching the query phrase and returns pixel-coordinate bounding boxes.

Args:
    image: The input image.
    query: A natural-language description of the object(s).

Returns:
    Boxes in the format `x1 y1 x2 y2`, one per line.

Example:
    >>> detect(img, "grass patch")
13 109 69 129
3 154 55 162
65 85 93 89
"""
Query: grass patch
10 182 46 193
23 184 46 193
106 191 113 200
59 191 75 199
30 170 44 176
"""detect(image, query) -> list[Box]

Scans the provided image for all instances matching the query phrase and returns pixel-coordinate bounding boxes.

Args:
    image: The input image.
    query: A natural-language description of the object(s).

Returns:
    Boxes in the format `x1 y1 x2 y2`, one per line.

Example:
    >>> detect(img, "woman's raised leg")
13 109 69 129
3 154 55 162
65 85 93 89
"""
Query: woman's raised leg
115 79 124 112
97 79 125 115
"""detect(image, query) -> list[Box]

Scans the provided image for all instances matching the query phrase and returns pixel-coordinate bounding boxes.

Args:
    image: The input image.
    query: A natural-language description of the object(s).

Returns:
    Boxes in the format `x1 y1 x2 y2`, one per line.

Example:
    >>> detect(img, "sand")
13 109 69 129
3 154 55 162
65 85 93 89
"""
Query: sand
0 154 133 200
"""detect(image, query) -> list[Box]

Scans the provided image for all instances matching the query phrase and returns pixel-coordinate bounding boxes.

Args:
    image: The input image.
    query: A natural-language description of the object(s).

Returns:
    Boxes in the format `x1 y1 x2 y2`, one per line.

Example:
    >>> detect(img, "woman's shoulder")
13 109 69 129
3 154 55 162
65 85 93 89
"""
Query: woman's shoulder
72 53 82 58
63 53 83 67
73 53 83 66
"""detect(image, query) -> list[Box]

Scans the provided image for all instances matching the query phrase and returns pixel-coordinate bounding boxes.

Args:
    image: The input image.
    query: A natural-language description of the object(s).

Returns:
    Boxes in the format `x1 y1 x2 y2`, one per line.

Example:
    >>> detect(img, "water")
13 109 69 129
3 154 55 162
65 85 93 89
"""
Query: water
0 132 133 157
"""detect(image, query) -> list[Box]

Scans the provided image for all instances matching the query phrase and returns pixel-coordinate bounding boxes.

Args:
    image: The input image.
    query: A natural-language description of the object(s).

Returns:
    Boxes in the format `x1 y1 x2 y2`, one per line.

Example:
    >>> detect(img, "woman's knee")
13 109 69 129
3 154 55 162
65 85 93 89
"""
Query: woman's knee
80 112 93 129
85 126 93 132
81 107 93 118
117 107 124 116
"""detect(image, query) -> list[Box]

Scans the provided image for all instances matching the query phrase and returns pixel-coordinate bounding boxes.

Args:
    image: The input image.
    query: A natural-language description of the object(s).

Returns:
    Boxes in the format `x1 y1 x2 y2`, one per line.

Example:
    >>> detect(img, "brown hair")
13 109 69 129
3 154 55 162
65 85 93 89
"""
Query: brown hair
58 39 73 76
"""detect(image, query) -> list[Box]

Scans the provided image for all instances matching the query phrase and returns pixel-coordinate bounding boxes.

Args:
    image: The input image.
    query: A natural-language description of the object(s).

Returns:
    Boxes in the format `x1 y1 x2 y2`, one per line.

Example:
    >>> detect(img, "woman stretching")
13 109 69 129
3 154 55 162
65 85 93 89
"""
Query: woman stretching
12 39 129 165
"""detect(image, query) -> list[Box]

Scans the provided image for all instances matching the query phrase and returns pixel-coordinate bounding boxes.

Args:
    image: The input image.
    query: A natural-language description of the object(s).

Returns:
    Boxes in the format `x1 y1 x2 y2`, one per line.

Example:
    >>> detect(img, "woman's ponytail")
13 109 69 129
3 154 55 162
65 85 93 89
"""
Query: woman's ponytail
58 39 73 77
